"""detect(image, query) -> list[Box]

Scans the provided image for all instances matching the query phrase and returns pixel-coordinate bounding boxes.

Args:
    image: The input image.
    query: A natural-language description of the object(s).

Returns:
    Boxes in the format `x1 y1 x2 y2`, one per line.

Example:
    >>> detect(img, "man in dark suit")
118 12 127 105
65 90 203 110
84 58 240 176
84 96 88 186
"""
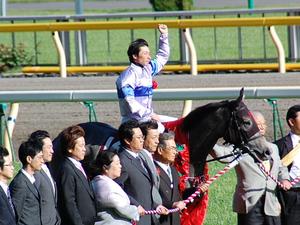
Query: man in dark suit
139 120 163 208
114 120 167 225
56 125 96 225
154 132 185 225
275 105 300 225
30 130 61 225
10 141 44 225
0 146 16 225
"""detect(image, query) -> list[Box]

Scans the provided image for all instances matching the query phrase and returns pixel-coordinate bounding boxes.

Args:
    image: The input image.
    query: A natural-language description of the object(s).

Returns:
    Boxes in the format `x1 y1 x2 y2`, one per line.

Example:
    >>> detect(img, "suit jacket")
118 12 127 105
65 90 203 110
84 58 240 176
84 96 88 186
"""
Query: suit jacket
57 158 96 225
9 170 42 225
0 187 16 225
274 133 299 213
114 147 157 225
155 163 181 225
139 150 162 206
34 167 61 225
274 134 293 169
213 143 289 216
92 175 139 225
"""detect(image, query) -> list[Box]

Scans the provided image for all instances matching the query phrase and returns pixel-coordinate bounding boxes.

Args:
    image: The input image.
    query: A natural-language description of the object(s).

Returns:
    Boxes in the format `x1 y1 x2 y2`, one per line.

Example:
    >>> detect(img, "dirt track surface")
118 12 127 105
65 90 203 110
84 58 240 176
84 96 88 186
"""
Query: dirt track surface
1 72 300 152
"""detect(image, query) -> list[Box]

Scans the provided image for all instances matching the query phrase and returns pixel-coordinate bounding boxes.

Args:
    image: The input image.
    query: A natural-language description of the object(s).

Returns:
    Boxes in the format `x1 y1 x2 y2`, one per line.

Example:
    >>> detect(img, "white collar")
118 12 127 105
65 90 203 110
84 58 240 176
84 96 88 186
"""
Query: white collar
290 132 300 148
21 169 36 184
0 180 8 195
142 149 154 161
41 164 49 172
67 157 82 169
155 160 170 172
125 149 139 158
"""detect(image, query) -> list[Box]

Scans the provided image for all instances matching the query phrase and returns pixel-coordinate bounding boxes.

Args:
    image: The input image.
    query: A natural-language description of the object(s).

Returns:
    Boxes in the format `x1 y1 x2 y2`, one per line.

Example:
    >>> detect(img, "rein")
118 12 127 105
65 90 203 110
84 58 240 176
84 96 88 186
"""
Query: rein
206 149 240 162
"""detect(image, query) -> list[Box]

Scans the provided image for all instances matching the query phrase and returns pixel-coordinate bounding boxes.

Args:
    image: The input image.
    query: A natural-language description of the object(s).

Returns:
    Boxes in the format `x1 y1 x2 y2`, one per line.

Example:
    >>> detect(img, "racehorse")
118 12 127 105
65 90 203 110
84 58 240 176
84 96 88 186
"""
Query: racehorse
51 88 260 180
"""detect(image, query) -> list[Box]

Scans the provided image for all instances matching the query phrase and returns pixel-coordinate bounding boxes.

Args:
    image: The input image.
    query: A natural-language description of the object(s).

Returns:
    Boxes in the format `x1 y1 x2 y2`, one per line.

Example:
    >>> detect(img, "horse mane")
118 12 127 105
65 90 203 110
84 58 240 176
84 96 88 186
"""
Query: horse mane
182 100 230 132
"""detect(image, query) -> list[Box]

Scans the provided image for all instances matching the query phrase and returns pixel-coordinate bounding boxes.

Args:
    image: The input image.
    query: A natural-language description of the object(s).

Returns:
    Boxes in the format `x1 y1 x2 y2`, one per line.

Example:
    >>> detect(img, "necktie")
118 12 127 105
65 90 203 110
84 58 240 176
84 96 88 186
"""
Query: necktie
79 164 87 179
7 189 15 215
166 166 173 188
136 156 148 174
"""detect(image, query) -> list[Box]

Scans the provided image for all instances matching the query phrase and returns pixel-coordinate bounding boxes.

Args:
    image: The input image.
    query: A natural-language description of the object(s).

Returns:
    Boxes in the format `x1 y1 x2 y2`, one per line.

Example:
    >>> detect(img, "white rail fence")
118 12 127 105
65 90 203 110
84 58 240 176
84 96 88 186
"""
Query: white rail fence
0 87 300 102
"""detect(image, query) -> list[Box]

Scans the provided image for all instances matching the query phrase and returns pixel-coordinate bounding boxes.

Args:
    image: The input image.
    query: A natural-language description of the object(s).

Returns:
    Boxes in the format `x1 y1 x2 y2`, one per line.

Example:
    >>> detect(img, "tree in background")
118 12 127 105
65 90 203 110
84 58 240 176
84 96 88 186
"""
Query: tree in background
149 0 193 11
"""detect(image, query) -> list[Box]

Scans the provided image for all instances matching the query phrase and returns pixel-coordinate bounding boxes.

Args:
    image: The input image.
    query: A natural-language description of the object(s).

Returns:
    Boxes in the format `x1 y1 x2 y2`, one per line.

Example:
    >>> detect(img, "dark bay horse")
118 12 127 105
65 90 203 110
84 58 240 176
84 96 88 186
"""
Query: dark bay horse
51 88 260 180
178 88 260 177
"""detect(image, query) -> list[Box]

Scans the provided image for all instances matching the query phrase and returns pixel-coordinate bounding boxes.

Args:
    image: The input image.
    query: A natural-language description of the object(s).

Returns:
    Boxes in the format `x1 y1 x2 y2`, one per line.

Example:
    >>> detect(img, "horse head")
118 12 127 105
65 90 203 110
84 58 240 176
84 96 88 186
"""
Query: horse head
181 88 260 177
223 88 260 146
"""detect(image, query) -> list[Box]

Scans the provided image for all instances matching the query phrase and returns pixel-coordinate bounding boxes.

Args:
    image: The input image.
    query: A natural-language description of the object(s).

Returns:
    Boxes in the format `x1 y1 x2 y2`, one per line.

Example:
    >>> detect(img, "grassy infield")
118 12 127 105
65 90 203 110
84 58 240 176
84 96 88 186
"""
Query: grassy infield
5 2 291 225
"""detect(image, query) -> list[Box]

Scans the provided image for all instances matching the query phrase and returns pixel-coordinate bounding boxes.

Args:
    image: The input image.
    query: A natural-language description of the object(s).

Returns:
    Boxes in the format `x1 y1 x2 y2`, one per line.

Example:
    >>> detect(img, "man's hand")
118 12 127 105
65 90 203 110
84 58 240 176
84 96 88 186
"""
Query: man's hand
137 205 145 216
281 179 292 191
172 201 186 211
199 183 209 193
158 24 168 35
156 205 169 215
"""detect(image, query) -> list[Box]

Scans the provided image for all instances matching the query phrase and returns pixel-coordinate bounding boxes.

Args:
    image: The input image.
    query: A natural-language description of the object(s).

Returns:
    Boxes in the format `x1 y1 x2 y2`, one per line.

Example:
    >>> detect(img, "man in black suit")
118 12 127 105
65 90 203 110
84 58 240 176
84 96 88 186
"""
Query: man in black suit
30 130 61 225
139 120 163 208
275 105 300 225
154 132 185 225
56 125 96 225
10 141 44 225
0 146 16 225
114 120 167 225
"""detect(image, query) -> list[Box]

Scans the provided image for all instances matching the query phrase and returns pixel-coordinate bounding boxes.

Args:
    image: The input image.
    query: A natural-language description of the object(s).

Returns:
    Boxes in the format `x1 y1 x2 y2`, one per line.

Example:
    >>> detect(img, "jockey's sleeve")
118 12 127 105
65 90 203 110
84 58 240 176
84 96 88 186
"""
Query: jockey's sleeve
150 33 169 77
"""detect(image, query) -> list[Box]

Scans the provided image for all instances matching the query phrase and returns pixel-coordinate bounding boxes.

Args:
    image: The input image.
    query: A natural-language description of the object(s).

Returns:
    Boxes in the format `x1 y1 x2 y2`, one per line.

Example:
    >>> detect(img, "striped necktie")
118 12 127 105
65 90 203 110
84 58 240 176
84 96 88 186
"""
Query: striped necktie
166 166 173 188
7 189 15 215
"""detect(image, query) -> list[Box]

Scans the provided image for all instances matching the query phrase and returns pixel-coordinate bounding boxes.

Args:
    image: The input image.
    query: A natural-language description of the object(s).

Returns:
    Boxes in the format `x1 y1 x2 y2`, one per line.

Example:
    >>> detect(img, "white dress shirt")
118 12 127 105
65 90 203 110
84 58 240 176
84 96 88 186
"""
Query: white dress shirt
41 164 55 193
0 180 9 197
155 161 173 184
67 157 87 178
21 169 35 184
289 132 300 179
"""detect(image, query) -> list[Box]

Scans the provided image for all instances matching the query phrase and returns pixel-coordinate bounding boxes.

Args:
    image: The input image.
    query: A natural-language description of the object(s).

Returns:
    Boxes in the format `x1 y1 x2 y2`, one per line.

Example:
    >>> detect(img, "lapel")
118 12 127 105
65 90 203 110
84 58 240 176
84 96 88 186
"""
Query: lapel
0 187 15 218
21 173 40 200
140 150 159 185
285 134 294 152
66 159 94 199
156 163 172 188
41 169 56 200
124 150 151 181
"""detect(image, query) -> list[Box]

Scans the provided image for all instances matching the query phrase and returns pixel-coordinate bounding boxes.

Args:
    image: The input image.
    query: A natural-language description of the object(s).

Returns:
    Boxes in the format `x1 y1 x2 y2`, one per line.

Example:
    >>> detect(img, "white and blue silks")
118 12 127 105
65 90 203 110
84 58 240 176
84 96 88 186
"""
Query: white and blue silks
116 33 170 125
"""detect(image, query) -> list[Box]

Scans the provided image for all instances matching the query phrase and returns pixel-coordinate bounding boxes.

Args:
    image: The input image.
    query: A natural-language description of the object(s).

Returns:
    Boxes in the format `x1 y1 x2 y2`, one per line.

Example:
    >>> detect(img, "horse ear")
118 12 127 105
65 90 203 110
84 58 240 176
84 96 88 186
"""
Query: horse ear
237 87 245 103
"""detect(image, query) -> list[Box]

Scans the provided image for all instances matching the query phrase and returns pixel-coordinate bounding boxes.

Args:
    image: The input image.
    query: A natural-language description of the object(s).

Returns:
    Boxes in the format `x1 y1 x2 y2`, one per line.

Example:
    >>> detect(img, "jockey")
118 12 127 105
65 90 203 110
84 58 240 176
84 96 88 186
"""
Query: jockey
116 24 175 132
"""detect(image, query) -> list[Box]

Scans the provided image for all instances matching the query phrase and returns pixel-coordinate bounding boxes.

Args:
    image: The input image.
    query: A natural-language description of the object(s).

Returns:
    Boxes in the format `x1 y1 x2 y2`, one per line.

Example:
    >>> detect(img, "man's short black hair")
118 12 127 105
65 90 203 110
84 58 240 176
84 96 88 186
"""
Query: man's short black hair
127 39 149 63
0 146 9 170
139 120 158 137
118 120 140 146
18 141 42 167
286 105 300 127
29 130 50 150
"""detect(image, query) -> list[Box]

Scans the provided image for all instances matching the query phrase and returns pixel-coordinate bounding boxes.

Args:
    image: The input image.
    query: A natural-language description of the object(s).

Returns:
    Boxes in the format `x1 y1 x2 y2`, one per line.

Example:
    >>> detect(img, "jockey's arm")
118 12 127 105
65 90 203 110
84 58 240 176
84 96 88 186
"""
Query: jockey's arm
151 25 170 77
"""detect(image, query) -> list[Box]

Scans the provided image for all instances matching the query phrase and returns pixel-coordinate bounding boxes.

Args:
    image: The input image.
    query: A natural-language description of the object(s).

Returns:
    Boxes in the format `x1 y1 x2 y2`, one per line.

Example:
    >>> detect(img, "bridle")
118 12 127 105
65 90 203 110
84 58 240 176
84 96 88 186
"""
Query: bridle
207 109 259 163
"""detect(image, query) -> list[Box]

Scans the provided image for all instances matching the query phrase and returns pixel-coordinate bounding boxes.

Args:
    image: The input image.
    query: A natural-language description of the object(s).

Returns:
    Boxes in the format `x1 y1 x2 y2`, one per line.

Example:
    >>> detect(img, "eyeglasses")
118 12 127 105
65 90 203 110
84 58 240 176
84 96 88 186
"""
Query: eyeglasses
133 135 145 140
4 163 13 167
165 146 177 151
